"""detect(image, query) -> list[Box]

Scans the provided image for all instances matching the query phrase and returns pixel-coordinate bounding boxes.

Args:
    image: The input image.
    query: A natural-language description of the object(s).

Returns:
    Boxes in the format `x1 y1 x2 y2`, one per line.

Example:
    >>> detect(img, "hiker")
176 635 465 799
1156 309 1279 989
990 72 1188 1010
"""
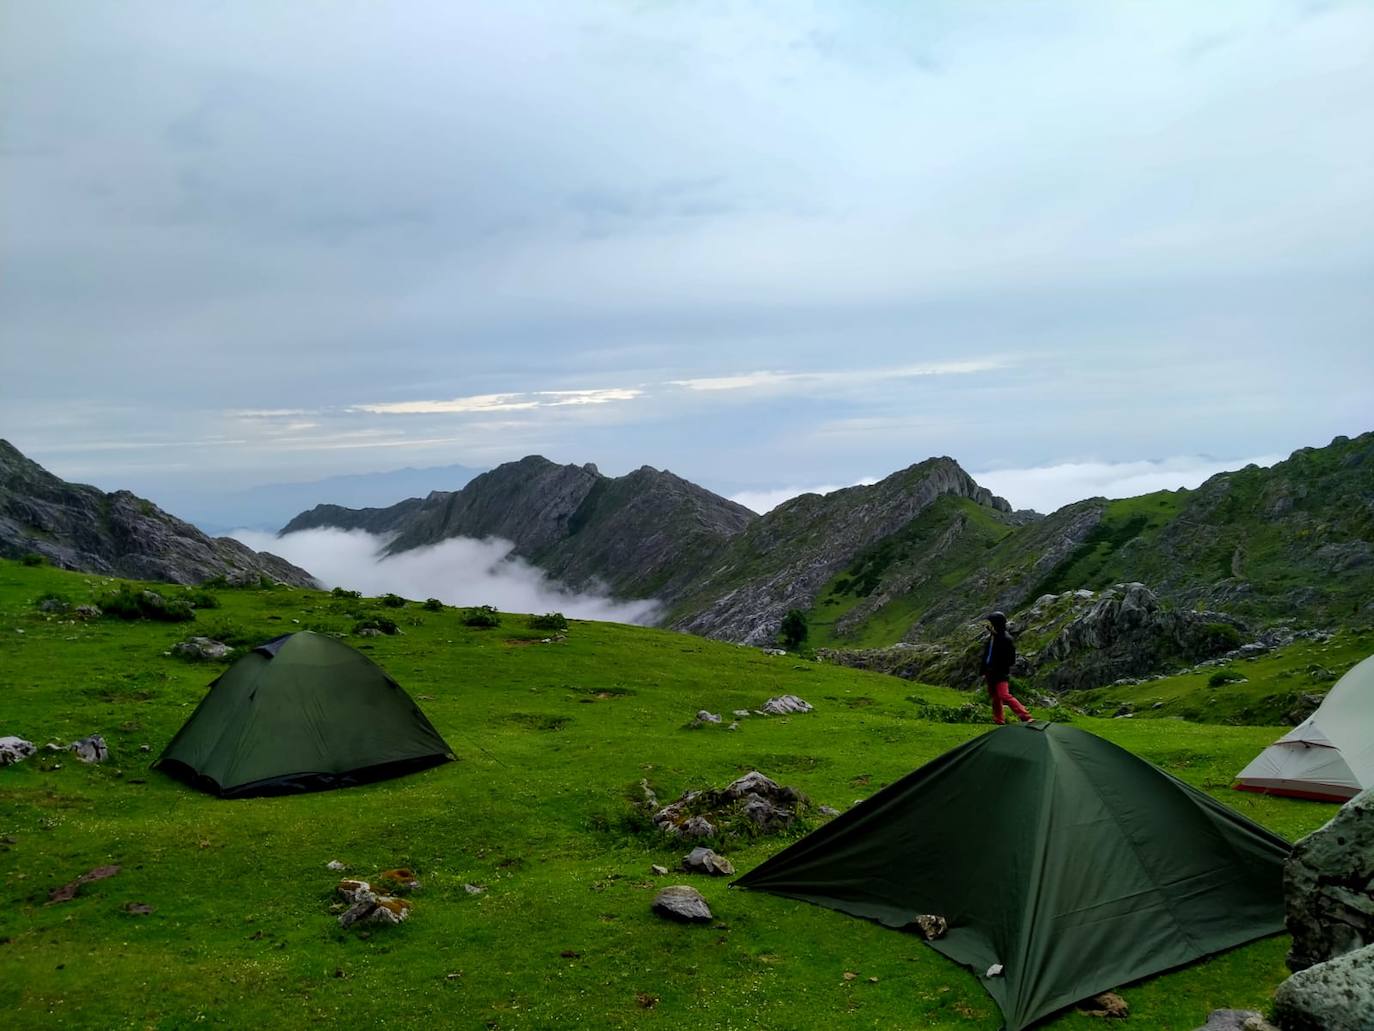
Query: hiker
981 611 1032 725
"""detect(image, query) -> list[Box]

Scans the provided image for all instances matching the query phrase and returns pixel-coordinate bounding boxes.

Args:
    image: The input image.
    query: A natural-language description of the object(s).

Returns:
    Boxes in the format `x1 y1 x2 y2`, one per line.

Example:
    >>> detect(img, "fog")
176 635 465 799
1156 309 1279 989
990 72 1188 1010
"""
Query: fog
233 528 661 625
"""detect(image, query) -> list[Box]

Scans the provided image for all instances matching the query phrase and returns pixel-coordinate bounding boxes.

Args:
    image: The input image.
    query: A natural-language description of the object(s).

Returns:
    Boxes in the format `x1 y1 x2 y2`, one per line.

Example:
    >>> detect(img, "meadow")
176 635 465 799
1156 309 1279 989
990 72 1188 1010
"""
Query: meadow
0 560 1340 1029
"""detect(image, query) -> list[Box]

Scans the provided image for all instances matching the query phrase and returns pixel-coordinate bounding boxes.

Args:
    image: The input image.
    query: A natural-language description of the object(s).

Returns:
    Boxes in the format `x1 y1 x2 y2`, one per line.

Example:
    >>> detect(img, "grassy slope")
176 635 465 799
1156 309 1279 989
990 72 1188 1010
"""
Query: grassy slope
1063 626 1374 724
809 497 1013 649
0 561 1339 1030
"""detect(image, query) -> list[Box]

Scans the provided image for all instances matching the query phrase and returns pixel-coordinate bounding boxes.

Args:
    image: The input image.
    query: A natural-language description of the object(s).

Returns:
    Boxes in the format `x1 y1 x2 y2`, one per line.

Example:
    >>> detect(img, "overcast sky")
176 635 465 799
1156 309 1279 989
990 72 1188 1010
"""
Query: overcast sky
2 1 1371 516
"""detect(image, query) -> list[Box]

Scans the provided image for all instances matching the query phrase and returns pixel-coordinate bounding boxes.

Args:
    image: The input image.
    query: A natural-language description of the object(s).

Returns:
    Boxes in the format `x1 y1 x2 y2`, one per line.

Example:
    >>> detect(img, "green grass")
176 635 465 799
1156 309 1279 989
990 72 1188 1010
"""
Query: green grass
1063 626 1374 724
0 560 1339 1029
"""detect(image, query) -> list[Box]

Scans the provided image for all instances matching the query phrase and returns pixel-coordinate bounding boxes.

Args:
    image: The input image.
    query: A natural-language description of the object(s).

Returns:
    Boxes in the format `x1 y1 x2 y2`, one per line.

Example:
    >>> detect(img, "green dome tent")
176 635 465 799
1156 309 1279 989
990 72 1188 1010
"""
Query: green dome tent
156 631 454 798
735 722 1290 1031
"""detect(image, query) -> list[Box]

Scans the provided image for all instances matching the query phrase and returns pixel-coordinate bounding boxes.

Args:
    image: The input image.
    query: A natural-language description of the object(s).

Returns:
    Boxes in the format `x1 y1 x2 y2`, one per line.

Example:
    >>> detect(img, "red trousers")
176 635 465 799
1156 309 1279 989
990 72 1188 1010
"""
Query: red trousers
986 679 1031 725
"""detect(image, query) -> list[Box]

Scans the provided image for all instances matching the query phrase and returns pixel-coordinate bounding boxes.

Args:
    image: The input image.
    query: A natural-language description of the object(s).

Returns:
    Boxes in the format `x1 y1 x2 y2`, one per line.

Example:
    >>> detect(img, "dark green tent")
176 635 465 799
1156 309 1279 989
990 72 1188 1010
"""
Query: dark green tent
734 722 1290 1031
156 631 453 797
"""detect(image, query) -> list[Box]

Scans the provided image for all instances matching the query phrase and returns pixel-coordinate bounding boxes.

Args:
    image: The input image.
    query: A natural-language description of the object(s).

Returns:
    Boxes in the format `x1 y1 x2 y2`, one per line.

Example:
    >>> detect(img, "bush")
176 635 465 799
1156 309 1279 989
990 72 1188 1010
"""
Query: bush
198 621 262 649
528 612 568 632
352 617 399 636
99 585 195 622
1200 622 1243 652
20 552 45 567
34 592 70 614
462 605 502 629
422 598 444 612
180 588 221 610
380 593 407 608
1208 669 1247 687
331 587 362 599
779 609 808 650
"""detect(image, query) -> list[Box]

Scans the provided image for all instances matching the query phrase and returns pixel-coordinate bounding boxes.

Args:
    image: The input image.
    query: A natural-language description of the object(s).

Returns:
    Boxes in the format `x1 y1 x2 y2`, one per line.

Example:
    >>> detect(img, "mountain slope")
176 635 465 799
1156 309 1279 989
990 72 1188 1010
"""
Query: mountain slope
0 440 316 587
280 456 757 604
667 457 1016 644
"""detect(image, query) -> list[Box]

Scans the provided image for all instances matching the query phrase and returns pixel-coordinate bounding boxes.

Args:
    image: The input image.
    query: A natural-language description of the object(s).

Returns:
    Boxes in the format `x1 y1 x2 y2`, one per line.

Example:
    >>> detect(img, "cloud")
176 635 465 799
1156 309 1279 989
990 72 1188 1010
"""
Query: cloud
730 477 878 514
354 388 642 415
233 527 661 625
974 453 1286 514
670 360 1005 394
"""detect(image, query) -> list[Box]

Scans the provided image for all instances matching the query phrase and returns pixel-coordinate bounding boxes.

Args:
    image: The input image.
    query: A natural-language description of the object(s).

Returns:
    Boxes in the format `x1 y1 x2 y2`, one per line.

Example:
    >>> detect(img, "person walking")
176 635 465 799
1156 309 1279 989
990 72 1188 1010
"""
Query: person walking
981 611 1032 725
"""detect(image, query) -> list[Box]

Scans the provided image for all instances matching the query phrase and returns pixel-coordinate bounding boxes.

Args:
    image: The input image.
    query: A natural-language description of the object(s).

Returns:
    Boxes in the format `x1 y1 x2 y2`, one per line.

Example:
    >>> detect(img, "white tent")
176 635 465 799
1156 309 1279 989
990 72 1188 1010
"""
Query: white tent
1235 654 1374 802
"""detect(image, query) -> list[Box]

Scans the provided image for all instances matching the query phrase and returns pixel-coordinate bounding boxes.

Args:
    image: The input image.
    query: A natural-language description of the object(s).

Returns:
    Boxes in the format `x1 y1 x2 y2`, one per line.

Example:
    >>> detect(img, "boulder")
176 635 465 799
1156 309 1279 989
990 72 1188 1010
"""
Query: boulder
0 736 36 766
681 847 734 876
681 816 716 838
742 795 794 831
723 771 782 800
694 710 721 724
72 604 102 619
1192 1010 1278 1031
651 885 712 923
69 734 109 763
1273 942 1374 1031
760 695 812 715
1285 788 1374 971
335 879 411 928
172 637 233 661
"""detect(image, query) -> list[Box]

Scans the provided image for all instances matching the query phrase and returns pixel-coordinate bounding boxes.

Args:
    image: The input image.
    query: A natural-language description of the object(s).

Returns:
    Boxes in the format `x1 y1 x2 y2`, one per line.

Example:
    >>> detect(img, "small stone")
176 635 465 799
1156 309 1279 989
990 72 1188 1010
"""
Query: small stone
819 806 840 817
843 971 857 981
867 976 878 983
694 710 721 724
650 865 668 876
760 695 813 715
463 883 485 895
651 885 712 923
681 815 716 838
986 964 1003 978
682 847 734 877
909 914 947 941
336 879 373 903
138 744 151 753
171 637 233 661
122 902 154 915
325 860 347 871
732 710 751 718
0 737 36 766
69 734 109 763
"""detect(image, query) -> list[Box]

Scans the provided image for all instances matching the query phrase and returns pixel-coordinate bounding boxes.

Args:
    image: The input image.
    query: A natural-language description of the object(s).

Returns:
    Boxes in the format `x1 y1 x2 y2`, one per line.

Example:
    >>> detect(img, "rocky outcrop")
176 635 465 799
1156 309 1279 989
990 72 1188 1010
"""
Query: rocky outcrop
651 771 812 838
281 496 433 536
0 440 315 587
821 583 1246 694
0 736 36 765
1284 788 1373 972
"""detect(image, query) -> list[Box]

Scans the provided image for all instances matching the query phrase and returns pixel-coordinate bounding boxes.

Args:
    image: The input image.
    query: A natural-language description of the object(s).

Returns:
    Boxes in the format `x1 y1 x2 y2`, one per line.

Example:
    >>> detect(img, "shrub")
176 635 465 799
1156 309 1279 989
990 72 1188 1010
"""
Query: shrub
180 588 221 610
1208 669 1246 687
1199 622 1243 652
331 587 362 599
99 585 195 622
462 605 502 629
528 612 569 632
20 552 45 567
34 592 70 613
352 617 398 636
381 593 407 608
779 609 808 650
422 598 444 612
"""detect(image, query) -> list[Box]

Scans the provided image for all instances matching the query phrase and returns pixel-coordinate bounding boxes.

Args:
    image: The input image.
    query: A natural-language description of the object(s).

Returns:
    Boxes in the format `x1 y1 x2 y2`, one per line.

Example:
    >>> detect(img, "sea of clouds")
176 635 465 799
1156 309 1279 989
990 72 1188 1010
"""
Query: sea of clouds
231 528 661 625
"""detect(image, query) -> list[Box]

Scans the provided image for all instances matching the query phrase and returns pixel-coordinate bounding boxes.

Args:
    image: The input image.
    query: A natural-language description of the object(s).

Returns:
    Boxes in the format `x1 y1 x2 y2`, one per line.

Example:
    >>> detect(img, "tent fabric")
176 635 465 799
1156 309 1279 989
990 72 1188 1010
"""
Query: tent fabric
734 722 1290 1031
1235 653 1374 802
156 631 453 797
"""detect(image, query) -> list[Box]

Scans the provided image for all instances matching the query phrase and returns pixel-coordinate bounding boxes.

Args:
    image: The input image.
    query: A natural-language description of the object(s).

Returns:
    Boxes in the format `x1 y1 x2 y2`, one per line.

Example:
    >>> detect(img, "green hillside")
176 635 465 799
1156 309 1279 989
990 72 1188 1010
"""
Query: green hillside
0 560 1340 1029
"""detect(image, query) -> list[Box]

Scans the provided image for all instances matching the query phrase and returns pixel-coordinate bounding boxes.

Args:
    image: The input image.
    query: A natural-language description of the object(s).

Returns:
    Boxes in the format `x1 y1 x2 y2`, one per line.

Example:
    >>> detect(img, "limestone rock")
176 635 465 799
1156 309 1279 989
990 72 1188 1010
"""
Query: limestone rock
1285 788 1374 971
335 878 411 928
72 604 102 619
69 734 109 763
325 860 347 872
694 710 721 724
651 885 712 923
650 864 668 876
1192 1010 1278 1031
681 847 734 876
172 637 233 661
723 771 782 800
1273 942 1374 1031
760 695 812 715
681 816 716 838
0 736 36 766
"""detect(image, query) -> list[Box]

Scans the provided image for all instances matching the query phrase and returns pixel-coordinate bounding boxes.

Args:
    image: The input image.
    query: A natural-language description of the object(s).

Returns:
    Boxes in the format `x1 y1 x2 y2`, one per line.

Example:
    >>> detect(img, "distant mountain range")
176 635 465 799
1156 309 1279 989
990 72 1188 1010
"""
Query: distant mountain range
4 429 1369 695
0 440 315 587
139 462 486 535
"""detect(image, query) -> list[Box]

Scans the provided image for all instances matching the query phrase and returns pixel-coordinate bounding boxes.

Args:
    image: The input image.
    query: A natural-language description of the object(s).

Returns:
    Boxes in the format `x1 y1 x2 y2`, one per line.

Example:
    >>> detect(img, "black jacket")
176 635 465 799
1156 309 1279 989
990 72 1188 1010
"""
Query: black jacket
980 630 1016 681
